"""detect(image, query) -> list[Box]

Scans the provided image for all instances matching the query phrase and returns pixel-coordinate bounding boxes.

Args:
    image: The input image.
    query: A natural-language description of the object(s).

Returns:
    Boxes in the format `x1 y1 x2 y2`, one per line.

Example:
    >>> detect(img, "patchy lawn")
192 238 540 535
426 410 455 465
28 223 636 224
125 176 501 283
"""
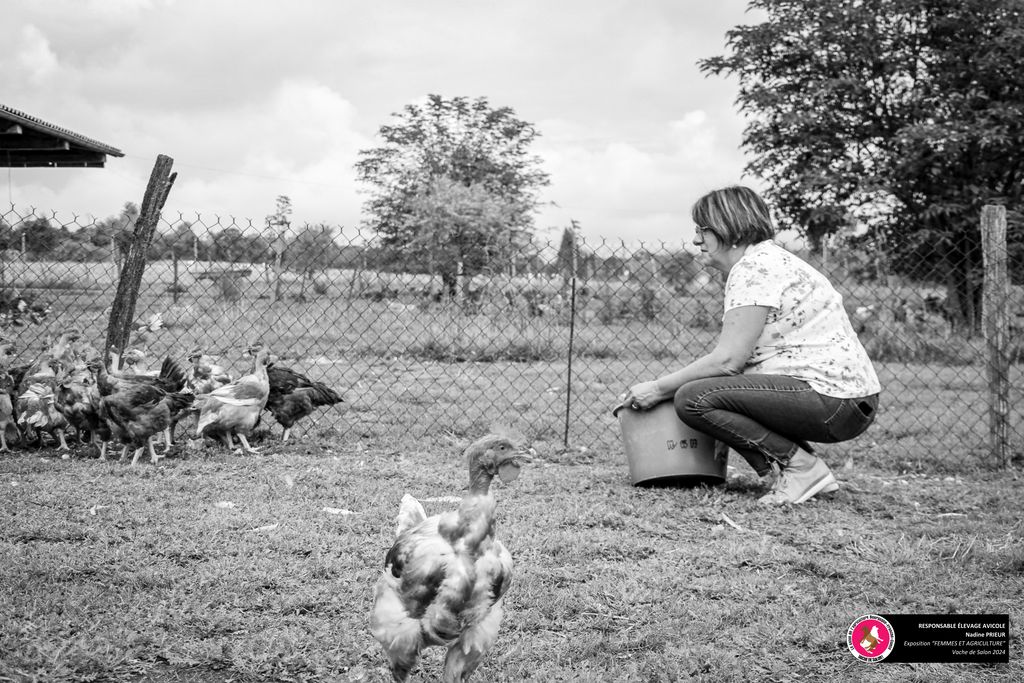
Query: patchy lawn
1 431 1020 682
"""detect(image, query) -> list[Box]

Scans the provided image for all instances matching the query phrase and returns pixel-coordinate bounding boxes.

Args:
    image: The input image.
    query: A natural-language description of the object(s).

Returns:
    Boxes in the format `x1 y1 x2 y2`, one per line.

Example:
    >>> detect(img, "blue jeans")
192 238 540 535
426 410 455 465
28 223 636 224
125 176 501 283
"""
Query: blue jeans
673 374 879 477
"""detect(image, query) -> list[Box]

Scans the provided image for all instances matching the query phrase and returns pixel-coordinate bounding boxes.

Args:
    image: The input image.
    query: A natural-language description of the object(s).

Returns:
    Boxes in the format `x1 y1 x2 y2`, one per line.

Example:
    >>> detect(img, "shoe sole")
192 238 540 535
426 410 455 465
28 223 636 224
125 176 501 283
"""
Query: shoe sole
792 471 839 504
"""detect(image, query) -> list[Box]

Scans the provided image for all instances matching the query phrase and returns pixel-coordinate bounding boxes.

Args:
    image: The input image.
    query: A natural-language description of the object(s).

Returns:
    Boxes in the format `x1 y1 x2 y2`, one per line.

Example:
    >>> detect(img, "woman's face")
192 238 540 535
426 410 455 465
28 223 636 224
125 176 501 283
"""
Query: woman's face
693 226 730 272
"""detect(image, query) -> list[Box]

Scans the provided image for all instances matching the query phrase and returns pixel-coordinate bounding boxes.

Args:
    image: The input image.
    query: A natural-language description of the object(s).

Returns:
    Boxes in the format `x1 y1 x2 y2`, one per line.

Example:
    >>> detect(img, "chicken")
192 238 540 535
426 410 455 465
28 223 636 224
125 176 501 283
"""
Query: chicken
0 366 20 451
55 363 107 458
264 364 344 442
98 357 193 465
94 353 188 397
118 348 149 374
174 349 234 446
186 349 233 394
194 347 270 454
94 354 189 462
370 434 531 683
17 358 70 452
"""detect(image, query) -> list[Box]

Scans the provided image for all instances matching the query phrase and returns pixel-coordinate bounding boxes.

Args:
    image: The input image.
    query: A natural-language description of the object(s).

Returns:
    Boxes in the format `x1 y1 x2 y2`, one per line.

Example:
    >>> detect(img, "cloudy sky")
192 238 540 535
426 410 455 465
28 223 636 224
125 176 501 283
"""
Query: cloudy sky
3 0 765 246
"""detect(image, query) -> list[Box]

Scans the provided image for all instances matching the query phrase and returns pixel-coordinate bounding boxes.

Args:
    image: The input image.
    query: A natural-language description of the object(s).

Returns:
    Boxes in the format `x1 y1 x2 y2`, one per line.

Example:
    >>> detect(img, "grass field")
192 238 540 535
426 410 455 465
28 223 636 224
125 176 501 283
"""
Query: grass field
0 423 1021 682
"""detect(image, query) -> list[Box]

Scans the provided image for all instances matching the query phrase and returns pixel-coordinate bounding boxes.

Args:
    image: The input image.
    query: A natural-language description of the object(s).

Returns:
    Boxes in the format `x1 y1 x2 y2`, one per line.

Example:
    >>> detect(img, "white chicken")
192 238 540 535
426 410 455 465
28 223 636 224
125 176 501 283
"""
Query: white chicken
194 346 270 454
370 434 531 682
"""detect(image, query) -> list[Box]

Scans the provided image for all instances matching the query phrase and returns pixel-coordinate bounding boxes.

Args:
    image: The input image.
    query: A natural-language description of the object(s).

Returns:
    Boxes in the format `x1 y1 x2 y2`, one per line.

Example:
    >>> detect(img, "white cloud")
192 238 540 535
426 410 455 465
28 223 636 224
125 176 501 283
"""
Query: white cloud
535 112 748 246
15 25 58 84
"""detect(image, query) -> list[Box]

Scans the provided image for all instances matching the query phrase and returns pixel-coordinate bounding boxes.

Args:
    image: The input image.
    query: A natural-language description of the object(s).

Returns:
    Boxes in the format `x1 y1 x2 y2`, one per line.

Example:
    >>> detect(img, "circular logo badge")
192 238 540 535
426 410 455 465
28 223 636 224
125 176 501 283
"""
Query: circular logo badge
847 615 895 662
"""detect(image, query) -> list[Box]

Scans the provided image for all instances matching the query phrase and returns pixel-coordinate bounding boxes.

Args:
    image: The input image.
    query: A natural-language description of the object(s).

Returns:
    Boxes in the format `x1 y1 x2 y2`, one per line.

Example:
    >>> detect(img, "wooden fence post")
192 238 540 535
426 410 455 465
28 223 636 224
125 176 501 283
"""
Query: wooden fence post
980 205 1010 469
104 154 176 368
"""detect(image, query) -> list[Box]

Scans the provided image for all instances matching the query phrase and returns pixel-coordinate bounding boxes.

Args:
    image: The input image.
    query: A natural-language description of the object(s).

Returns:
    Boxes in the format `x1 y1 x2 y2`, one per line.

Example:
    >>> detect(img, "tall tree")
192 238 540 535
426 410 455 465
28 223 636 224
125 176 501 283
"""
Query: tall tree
401 177 527 297
701 0 1024 331
356 95 549 296
286 223 341 300
266 195 292 302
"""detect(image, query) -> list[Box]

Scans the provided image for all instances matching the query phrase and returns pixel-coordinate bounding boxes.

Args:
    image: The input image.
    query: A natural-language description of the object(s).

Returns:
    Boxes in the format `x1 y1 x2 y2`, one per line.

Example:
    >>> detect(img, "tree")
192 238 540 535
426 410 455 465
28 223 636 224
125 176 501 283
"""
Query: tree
266 195 292 302
20 216 60 257
701 0 1024 331
356 94 550 296
400 177 528 298
556 223 579 278
168 221 201 260
285 223 341 300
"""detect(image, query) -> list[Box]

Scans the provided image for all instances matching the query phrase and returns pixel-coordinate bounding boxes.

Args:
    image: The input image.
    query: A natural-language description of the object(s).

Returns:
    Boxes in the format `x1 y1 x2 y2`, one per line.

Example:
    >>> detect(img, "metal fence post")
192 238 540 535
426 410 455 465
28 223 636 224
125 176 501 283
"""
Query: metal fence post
563 219 580 449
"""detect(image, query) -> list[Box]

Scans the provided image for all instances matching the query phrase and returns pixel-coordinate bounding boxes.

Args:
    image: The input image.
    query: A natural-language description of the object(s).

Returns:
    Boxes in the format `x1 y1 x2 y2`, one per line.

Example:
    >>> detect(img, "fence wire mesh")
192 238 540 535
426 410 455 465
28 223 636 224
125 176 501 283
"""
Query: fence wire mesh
0 204 1020 471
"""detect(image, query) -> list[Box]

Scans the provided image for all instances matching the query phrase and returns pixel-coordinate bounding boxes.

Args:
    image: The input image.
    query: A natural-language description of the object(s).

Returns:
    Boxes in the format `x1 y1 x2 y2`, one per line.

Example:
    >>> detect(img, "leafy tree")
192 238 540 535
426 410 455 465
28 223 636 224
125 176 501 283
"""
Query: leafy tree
0 221 15 251
211 227 269 264
701 0 1024 331
212 227 246 263
266 195 292 301
168 221 201 260
356 94 550 295
400 177 528 298
285 223 341 299
556 224 579 278
20 216 60 258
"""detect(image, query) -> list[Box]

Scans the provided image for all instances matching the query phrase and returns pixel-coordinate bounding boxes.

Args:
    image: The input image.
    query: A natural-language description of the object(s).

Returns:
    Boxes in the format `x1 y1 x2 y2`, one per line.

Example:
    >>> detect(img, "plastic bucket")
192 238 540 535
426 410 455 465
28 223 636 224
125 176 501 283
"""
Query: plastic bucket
614 401 726 486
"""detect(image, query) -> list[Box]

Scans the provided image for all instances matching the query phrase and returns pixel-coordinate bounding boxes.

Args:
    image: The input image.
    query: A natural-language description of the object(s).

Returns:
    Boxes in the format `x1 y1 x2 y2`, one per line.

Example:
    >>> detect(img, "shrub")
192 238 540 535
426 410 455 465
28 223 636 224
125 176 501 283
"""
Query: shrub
216 275 242 302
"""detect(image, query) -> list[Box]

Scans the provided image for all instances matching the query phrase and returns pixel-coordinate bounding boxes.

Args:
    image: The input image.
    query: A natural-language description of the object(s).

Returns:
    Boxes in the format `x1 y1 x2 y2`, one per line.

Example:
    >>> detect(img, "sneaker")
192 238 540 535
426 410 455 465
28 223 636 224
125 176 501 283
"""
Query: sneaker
759 449 839 505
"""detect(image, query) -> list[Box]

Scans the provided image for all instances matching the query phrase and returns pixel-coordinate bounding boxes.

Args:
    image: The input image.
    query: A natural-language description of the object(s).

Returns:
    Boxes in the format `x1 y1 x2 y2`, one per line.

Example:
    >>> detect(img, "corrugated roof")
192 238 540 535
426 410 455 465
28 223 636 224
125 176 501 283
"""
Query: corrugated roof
0 103 124 168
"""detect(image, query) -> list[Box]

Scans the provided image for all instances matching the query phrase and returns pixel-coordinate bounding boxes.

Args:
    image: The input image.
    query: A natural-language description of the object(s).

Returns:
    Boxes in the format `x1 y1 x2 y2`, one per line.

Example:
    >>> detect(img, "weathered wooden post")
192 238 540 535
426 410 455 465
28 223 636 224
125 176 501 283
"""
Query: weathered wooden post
980 205 1010 468
104 154 176 367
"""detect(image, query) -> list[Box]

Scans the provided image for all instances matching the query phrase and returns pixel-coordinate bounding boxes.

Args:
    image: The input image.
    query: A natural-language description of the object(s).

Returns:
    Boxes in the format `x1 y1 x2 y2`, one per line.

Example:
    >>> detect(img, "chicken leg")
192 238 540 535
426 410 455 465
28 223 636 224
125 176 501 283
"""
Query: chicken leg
148 438 164 464
236 434 259 454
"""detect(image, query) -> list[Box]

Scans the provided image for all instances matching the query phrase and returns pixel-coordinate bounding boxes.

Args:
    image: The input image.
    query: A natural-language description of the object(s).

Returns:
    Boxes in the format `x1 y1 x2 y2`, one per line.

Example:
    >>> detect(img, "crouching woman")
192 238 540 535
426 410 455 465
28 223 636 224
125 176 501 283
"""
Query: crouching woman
623 186 880 504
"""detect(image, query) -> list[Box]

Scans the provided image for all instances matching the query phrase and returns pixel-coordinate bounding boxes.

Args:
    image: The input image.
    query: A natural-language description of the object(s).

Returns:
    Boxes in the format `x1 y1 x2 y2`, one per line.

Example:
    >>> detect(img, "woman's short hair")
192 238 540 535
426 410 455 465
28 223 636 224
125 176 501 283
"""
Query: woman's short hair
691 186 775 246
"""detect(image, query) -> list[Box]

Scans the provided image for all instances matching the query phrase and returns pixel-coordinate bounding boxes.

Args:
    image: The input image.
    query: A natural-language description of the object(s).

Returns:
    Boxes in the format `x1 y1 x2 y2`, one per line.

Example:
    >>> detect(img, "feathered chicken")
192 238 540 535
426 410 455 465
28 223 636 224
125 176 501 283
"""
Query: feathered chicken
55 363 108 458
17 358 70 451
186 349 233 394
0 365 20 451
370 434 531 683
98 357 192 465
95 352 188 397
94 354 190 462
13 330 95 452
194 347 270 454
264 364 344 442
175 349 234 445
118 348 149 374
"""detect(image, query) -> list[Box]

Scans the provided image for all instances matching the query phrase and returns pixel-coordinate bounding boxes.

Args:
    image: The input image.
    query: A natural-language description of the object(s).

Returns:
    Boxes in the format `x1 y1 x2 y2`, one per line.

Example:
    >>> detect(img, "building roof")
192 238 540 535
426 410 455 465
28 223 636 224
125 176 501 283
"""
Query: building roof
0 104 124 168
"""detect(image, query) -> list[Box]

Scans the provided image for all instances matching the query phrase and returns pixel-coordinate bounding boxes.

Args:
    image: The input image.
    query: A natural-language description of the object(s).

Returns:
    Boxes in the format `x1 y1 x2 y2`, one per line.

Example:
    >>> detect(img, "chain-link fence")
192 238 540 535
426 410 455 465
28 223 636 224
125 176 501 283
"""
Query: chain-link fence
0 204 1020 471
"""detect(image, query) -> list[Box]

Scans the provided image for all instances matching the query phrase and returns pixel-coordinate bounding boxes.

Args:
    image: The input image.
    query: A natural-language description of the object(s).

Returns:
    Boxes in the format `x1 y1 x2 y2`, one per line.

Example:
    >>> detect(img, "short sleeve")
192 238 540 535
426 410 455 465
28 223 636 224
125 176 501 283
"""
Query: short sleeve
724 250 785 312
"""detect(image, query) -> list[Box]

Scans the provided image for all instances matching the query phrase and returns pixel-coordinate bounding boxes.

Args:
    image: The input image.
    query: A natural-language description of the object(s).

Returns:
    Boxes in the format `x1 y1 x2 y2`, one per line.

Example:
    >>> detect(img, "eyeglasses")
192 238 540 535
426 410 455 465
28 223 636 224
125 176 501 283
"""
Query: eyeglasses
694 226 718 244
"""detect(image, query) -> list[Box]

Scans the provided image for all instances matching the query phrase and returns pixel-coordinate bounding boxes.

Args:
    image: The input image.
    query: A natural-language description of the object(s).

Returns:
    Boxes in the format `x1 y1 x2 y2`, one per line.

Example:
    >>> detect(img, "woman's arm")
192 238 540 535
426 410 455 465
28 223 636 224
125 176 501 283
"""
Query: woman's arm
624 305 770 409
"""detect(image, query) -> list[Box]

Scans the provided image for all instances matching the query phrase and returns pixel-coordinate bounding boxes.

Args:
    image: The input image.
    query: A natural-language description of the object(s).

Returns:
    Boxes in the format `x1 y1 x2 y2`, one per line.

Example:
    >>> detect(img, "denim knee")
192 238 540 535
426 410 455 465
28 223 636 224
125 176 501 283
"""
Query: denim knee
673 381 704 426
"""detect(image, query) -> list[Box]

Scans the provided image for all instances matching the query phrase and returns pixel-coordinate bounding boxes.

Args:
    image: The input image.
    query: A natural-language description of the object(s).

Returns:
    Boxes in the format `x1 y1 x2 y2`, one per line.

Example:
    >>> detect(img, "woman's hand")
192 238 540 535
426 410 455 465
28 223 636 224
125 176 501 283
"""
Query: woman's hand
623 381 663 410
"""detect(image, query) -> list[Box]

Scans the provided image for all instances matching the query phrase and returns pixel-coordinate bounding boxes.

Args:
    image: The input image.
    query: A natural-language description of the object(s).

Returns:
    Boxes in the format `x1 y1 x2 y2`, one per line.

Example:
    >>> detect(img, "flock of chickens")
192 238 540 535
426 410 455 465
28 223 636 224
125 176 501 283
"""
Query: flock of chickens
1 331 344 464
5 333 533 681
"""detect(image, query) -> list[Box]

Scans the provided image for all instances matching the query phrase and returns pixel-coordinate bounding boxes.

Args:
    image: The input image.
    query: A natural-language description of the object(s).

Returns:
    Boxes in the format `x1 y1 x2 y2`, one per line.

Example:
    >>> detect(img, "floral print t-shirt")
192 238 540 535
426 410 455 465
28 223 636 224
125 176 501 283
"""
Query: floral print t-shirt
724 240 881 398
